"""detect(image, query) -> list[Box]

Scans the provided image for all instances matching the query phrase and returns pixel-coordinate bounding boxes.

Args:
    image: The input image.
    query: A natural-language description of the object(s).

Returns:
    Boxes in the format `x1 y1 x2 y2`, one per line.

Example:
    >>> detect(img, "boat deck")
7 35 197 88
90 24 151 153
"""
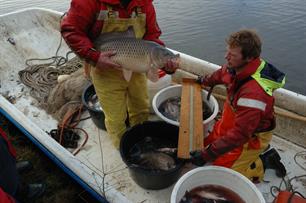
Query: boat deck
258 136 306 202
60 111 306 203
1 99 305 203
69 115 306 203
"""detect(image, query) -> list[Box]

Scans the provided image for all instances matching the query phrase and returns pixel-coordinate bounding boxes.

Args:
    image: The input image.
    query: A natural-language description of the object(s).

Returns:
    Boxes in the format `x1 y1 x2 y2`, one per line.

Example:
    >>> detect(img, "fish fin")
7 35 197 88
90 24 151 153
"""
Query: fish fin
123 69 133 81
147 67 159 82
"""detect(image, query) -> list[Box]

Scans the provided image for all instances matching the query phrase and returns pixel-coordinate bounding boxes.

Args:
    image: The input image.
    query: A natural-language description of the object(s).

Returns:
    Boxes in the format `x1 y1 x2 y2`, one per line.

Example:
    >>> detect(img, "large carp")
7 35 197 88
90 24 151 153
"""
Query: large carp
93 29 179 81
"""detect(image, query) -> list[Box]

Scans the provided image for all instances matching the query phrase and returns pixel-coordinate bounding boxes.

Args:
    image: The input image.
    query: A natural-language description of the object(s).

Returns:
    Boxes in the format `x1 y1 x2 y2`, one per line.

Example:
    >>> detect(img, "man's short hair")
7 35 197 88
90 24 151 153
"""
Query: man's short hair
226 29 262 59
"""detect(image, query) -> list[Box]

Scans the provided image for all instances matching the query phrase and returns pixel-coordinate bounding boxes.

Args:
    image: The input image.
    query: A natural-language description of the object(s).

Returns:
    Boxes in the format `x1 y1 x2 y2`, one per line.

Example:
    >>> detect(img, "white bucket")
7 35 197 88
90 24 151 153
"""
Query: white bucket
148 74 172 113
152 84 219 136
171 166 265 203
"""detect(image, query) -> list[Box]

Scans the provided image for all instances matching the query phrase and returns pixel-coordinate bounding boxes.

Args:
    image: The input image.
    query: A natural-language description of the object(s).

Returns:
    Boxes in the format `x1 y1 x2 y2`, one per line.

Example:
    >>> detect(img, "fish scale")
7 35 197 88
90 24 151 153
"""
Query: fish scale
95 37 178 74
101 39 149 59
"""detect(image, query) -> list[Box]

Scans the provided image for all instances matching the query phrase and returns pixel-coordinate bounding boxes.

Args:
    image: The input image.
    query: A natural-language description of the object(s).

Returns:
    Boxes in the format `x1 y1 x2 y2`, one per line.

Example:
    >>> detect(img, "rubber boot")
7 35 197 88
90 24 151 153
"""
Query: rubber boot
16 182 46 201
259 148 286 177
16 160 33 174
26 183 46 199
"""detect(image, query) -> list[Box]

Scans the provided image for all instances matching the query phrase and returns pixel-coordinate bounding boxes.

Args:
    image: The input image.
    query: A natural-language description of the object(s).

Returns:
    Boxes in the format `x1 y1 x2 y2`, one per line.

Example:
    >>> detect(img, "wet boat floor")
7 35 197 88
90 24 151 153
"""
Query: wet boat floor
256 136 306 202
81 112 306 203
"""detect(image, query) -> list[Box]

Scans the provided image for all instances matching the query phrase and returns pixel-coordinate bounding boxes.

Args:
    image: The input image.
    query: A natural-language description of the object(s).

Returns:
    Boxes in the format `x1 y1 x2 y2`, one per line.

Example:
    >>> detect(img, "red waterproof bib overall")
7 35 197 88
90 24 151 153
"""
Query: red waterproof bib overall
205 100 272 181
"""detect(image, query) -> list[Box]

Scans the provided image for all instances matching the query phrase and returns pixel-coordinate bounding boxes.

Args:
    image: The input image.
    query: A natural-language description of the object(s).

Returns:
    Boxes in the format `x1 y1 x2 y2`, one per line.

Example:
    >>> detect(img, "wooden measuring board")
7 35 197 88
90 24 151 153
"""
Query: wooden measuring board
177 78 204 159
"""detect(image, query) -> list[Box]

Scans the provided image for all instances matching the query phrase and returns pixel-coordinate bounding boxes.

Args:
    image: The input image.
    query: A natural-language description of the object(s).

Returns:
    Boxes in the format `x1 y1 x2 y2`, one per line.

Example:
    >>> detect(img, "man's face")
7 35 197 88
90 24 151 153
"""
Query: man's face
225 46 250 72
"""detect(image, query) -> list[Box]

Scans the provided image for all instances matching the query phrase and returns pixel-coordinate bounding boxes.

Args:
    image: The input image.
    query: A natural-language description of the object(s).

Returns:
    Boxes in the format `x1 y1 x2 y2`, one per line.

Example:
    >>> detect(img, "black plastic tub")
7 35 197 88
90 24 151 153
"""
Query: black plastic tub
82 83 106 130
120 121 184 190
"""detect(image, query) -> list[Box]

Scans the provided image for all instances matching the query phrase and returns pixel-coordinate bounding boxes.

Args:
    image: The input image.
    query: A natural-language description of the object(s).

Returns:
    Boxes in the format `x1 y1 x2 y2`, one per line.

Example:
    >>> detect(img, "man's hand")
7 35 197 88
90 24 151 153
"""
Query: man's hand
162 58 179 74
96 51 121 70
196 75 215 100
189 150 206 166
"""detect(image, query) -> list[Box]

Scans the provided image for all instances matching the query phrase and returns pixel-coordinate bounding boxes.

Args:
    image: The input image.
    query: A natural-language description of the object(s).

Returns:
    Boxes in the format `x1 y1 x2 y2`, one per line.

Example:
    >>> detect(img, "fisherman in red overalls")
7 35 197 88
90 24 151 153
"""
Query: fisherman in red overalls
190 29 286 182
61 0 178 148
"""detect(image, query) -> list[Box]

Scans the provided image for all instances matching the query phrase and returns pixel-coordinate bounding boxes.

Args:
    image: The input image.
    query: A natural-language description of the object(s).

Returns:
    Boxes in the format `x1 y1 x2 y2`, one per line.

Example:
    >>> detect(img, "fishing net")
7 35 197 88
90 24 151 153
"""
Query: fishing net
46 68 89 120
18 56 87 120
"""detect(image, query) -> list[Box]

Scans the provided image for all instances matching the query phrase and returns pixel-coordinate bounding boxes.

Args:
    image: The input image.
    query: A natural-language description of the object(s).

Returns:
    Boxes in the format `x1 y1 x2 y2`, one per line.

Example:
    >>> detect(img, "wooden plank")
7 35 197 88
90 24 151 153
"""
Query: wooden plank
177 78 204 159
193 83 204 150
177 79 191 158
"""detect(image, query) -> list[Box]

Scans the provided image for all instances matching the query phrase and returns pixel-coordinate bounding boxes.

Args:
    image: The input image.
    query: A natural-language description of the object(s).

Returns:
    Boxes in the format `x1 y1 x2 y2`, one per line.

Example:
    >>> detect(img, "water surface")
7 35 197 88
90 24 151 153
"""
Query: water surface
1 0 305 94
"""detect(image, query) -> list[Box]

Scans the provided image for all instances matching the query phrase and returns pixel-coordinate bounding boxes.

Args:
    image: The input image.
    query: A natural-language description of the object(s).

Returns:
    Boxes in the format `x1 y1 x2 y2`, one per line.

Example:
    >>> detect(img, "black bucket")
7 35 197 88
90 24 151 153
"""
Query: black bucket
120 121 184 190
82 83 106 130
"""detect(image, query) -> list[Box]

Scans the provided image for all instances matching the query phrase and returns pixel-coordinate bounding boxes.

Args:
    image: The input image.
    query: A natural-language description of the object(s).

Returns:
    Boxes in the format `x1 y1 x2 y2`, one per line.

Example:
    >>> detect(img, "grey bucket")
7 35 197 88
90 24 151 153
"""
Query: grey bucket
82 83 106 130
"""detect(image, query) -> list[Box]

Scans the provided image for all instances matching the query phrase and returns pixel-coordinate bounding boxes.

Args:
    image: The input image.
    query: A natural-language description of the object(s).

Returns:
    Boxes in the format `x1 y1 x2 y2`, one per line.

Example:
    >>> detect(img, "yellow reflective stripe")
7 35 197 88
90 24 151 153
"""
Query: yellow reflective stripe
251 59 285 96
237 98 266 111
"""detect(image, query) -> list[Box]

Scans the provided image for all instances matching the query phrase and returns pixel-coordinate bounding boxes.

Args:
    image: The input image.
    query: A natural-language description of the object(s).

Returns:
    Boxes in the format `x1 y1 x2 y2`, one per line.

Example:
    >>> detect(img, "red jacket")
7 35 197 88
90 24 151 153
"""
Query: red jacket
0 128 16 203
0 187 15 203
61 0 164 64
0 128 16 158
202 58 275 160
